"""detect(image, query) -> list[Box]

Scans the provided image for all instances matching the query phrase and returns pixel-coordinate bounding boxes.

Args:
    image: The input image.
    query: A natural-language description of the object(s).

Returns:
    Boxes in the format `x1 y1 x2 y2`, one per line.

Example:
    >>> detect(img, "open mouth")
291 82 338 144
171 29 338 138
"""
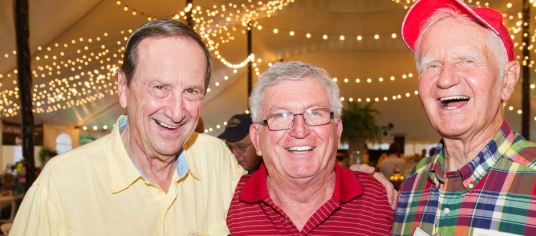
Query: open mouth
439 95 470 110
285 146 314 153
155 120 179 130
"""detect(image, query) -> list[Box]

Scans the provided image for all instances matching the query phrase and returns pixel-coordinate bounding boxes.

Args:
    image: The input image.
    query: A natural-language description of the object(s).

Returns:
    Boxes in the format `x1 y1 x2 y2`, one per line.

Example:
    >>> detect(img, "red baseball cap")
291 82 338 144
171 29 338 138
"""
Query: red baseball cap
401 0 515 61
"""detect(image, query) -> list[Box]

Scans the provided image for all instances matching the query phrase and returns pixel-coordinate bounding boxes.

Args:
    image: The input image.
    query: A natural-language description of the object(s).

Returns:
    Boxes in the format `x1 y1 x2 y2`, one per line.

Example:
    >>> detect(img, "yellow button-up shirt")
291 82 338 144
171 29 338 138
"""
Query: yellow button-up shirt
11 116 246 235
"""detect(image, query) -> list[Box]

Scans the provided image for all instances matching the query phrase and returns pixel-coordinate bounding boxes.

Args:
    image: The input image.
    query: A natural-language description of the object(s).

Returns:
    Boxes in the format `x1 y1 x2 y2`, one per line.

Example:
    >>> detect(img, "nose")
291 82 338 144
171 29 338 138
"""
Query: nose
167 93 187 123
288 114 310 138
436 64 460 89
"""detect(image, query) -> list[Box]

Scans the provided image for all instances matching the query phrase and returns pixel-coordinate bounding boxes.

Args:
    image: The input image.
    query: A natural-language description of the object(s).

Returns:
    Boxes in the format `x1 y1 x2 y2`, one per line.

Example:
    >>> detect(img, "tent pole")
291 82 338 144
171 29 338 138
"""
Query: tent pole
13 0 36 190
247 21 253 108
522 0 531 140
186 0 194 28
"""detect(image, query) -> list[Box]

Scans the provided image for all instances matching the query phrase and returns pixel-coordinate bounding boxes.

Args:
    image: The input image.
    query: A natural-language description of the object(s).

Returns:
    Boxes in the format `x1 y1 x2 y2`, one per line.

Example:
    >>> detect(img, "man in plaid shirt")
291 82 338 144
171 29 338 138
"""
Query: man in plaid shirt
394 0 536 235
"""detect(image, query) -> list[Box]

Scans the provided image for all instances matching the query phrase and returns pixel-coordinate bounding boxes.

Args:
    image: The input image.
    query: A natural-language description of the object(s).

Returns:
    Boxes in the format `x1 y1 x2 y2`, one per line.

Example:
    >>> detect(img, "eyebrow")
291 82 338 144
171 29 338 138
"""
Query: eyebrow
456 50 480 60
268 103 326 113
418 49 482 71
418 57 436 72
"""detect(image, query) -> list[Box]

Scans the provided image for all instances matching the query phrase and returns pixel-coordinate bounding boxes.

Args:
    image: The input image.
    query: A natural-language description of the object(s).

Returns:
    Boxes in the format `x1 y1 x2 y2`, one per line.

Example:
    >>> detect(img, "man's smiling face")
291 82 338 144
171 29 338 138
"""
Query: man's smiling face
417 17 505 140
250 79 342 181
118 36 206 157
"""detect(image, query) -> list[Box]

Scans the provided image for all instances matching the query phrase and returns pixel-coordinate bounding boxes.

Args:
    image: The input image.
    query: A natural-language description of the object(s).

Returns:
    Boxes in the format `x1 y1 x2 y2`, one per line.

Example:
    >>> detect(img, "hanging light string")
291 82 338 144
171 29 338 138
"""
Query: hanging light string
0 30 128 117
1 0 534 70
111 0 294 53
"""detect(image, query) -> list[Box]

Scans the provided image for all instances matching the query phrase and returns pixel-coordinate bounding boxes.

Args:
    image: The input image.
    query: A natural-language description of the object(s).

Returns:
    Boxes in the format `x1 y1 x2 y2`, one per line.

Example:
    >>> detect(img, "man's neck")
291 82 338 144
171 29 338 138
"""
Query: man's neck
120 126 177 193
266 171 336 231
442 118 503 172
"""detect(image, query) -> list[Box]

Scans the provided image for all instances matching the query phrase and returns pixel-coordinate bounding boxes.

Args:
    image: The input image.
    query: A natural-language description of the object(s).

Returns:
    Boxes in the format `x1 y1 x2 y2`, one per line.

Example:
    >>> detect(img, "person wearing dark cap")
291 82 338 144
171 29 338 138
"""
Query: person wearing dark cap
394 0 536 235
219 114 262 173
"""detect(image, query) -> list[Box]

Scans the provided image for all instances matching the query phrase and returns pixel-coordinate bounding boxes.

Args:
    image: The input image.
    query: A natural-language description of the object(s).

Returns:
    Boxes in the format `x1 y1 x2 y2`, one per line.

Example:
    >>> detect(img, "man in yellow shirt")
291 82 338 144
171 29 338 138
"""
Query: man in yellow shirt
10 19 246 235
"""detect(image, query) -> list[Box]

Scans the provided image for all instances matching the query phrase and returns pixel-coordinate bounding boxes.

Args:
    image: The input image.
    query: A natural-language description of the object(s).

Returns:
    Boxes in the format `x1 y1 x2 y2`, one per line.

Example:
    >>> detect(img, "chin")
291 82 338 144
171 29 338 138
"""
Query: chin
436 127 469 139
153 143 182 156
286 167 318 178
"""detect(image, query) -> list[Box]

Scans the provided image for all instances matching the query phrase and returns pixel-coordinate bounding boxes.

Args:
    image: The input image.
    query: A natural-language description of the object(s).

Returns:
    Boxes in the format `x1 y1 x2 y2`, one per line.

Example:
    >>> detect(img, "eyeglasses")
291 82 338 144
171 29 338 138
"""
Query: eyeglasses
227 142 252 153
262 108 334 131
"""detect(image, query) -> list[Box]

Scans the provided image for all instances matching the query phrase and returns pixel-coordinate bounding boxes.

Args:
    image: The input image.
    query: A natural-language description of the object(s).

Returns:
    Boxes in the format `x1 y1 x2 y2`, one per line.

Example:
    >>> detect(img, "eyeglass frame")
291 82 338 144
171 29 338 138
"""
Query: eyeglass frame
226 142 253 153
261 108 334 131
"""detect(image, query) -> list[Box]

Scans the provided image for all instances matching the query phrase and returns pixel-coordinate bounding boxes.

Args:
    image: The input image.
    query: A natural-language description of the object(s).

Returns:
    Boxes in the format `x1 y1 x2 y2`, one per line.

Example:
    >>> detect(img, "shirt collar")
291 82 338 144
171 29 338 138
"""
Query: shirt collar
239 161 363 203
428 120 517 191
180 132 201 180
109 115 190 193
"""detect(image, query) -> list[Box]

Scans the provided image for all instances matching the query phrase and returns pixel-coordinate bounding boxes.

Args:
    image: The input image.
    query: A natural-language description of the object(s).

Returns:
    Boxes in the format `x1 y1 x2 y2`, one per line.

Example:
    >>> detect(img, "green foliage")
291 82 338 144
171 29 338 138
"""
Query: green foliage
39 147 58 163
79 133 102 146
340 101 381 143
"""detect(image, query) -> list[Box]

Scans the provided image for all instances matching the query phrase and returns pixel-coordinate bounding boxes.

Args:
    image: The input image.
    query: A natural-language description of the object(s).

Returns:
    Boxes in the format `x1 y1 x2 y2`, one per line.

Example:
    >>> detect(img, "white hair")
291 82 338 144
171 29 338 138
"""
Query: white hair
249 61 342 124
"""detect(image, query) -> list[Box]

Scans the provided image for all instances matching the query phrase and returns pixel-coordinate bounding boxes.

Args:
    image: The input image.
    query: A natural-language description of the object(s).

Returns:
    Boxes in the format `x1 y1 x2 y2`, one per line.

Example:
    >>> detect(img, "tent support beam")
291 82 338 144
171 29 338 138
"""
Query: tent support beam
522 0 531 140
186 0 194 28
14 0 36 190
247 21 253 107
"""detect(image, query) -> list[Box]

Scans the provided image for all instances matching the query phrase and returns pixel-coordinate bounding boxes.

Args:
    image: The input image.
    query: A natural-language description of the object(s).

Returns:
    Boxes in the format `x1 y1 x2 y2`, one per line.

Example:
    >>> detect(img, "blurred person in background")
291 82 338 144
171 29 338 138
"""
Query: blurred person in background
218 114 263 174
380 142 405 179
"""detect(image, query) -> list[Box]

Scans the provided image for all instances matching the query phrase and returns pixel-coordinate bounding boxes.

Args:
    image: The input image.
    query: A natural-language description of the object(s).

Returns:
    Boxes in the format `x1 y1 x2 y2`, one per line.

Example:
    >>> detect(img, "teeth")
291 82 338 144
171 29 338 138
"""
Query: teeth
439 96 469 102
439 95 469 109
156 120 178 129
286 146 314 151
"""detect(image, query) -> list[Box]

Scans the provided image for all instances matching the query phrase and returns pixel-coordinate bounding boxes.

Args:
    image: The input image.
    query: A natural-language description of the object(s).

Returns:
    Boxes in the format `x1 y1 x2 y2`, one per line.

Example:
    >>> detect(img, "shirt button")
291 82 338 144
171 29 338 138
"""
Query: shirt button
444 208 450 215
468 183 474 188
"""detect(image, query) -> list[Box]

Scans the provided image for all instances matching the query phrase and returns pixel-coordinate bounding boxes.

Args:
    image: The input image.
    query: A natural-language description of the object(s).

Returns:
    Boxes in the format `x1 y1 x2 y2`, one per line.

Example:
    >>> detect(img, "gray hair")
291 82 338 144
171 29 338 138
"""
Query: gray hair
414 8 508 79
249 61 342 123
120 19 212 92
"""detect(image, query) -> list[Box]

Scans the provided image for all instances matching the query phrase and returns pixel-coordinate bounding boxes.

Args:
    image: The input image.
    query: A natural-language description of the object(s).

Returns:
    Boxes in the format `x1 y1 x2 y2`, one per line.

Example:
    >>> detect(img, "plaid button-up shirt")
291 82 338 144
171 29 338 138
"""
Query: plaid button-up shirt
393 120 536 236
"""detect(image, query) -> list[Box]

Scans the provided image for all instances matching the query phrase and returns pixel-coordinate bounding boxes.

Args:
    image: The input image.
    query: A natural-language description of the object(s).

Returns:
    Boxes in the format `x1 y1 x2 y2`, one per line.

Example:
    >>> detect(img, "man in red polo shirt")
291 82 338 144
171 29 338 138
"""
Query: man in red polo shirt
226 61 394 235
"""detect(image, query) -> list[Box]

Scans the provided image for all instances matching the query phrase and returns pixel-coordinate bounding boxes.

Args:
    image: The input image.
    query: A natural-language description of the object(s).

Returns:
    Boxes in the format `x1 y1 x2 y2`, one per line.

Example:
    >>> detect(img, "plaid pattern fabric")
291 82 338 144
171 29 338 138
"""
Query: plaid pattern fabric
393 121 536 236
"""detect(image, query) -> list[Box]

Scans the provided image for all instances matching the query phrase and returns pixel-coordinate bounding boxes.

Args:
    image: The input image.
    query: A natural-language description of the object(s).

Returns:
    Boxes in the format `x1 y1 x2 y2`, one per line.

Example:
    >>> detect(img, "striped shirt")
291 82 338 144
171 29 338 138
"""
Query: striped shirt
393 120 536 236
227 162 394 235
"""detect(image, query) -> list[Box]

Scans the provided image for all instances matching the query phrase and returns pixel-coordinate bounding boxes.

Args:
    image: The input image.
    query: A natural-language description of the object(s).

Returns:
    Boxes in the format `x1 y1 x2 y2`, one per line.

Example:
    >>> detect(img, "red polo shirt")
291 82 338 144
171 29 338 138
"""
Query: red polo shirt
226 162 394 235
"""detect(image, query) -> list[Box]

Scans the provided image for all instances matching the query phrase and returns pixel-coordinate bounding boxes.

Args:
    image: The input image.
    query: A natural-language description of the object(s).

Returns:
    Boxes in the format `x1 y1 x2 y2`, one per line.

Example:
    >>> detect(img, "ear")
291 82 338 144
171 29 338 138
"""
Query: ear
335 117 343 148
117 70 129 109
249 124 263 156
500 60 520 101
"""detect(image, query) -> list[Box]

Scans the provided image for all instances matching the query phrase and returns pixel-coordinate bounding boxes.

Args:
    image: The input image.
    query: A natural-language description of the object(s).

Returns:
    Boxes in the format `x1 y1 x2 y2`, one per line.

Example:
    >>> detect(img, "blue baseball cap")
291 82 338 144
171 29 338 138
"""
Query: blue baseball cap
218 114 252 142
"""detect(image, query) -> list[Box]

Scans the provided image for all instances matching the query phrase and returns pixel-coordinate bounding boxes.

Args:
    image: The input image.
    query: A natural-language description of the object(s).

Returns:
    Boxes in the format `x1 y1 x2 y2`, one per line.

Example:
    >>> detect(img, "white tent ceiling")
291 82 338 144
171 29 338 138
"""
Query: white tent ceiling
1 0 536 143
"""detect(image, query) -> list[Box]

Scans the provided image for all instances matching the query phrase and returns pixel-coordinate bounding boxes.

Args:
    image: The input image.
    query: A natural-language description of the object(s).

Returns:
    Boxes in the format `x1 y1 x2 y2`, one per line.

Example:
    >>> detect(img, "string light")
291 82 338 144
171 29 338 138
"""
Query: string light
333 73 413 84
110 0 294 54
0 30 124 116
257 24 401 43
